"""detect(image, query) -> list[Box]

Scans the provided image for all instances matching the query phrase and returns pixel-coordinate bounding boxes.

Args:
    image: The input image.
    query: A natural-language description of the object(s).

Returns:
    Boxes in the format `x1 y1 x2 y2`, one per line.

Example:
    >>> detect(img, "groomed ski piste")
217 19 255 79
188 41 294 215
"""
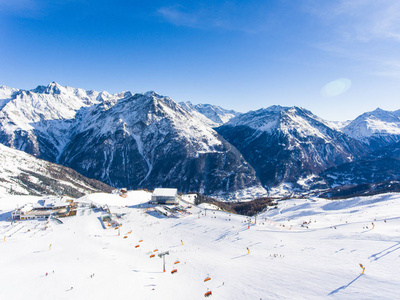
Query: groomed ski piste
1 191 399 299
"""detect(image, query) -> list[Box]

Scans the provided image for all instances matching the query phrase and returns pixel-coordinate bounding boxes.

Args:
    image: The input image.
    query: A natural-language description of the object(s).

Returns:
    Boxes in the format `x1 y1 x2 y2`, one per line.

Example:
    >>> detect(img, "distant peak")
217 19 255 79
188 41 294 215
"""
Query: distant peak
30 82 64 95
144 91 162 97
48 81 62 88
365 108 391 117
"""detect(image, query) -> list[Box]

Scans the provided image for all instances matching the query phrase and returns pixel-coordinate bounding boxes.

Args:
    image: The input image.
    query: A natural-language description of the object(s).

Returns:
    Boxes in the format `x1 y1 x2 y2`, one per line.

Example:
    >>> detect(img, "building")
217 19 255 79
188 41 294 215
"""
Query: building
151 188 178 205
12 197 72 220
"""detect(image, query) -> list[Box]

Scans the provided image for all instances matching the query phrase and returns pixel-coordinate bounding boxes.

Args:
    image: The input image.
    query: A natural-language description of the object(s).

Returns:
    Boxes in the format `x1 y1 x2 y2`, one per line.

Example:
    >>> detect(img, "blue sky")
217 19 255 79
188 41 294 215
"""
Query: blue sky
1 0 399 121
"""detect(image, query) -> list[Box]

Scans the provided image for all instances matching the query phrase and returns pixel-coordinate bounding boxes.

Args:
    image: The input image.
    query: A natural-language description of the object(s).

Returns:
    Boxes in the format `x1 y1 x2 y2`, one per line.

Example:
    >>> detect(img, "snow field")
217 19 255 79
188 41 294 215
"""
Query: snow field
0 192 399 299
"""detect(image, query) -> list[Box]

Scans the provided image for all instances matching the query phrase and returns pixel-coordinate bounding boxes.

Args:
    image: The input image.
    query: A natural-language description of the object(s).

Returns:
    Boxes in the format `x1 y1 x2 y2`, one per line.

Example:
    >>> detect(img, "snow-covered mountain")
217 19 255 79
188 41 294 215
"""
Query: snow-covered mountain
59 92 264 198
216 106 368 191
180 101 240 126
343 108 400 150
0 82 130 162
315 140 400 191
2 82 400 198
0 83 264 199
0 85 19 110
0 143 113 197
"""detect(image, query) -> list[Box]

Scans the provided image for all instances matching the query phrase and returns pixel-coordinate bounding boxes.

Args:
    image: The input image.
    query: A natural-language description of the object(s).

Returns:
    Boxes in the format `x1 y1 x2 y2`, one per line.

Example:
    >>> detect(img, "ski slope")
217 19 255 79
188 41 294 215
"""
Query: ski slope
0 191 399 299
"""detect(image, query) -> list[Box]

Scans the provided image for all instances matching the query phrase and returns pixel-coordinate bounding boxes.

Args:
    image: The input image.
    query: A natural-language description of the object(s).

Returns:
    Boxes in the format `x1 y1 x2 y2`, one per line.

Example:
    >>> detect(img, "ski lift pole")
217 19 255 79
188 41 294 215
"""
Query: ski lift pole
158 251 169 273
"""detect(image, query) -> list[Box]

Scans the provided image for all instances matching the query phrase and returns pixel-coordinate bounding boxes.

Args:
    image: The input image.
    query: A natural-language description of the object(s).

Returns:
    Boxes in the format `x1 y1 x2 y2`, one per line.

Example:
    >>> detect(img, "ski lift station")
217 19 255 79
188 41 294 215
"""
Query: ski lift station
151 188 178 205
11 197 73 220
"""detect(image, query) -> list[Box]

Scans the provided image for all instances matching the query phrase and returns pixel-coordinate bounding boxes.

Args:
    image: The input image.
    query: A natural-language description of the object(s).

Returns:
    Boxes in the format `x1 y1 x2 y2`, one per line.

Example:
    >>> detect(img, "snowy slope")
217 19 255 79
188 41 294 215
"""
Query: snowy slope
0 192 399 299
0 85 19 110
0 143 113 197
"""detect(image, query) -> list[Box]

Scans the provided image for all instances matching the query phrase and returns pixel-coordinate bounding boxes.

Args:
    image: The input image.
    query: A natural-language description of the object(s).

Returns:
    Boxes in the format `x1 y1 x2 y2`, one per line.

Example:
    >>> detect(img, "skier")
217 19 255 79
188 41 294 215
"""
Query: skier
359 263 365 274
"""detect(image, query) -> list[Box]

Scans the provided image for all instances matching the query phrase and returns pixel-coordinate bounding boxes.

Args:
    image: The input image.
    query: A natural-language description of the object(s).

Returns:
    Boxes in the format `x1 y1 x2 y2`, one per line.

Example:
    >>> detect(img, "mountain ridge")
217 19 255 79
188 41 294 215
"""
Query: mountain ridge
0 143 113 197
1 82 400 198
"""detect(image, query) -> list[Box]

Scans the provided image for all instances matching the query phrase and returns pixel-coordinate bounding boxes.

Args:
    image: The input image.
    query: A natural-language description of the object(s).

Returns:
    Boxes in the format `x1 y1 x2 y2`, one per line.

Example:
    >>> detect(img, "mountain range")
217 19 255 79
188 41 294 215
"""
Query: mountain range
1 82 399 199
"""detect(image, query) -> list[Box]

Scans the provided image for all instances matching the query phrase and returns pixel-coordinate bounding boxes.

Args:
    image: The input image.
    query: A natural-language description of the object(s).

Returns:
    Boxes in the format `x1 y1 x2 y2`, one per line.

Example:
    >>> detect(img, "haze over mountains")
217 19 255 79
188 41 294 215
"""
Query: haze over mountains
1 82 400 199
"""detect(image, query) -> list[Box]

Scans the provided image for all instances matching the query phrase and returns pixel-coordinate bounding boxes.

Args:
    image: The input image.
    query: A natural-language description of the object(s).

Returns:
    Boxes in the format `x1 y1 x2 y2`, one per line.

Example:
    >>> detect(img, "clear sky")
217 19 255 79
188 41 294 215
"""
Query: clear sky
1 0 399 121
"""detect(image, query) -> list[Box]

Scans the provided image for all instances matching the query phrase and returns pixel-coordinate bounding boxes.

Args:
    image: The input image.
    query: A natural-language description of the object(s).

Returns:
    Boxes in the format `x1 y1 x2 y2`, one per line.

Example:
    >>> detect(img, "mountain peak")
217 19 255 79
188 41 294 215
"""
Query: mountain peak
31 82 64 95
181 101 240 126
46 82 63 94
343 108 400 144
144 91 163 98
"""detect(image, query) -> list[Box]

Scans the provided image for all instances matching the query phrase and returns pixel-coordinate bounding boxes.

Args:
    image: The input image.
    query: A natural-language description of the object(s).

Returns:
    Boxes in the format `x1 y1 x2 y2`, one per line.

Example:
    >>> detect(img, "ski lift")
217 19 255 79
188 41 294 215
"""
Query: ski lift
171 269 178 274
204 276 211 282
135 245 140 248
123 236 128 239
174 260 180 265
154 249 159 252
150 254 155 258
139 239 143 242
204 291 212 297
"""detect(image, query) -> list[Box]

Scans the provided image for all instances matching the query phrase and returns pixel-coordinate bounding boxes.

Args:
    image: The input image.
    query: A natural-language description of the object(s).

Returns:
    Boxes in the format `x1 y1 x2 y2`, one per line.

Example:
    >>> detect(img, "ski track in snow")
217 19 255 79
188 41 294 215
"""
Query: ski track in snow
0 192 399 299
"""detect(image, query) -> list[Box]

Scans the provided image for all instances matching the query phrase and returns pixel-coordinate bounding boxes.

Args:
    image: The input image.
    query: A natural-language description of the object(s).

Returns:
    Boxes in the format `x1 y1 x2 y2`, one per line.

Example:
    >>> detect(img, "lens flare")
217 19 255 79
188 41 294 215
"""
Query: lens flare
321 78 352 97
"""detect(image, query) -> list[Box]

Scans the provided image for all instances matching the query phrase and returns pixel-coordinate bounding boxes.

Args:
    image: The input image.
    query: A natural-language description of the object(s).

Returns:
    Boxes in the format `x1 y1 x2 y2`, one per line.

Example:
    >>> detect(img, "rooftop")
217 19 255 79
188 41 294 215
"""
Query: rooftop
33 197 69 209
152 188 178 197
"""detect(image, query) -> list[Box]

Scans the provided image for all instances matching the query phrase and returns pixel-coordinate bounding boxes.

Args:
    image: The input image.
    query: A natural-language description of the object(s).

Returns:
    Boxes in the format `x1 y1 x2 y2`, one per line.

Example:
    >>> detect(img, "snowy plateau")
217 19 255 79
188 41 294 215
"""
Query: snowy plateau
0 191 399 299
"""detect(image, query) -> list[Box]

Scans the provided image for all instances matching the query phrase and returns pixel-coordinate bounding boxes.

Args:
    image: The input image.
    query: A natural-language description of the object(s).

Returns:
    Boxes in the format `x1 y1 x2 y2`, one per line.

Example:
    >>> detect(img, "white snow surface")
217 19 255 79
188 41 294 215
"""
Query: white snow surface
1 191 399 299
343 108 400 140
0 144 106 195
0 85 19 110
